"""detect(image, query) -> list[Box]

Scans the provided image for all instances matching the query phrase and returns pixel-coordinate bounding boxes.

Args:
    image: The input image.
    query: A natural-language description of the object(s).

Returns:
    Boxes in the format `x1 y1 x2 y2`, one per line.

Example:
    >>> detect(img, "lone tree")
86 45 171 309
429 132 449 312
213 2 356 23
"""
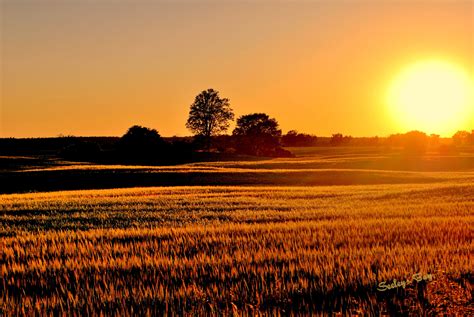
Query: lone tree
232 113 283 156
186 88 234 150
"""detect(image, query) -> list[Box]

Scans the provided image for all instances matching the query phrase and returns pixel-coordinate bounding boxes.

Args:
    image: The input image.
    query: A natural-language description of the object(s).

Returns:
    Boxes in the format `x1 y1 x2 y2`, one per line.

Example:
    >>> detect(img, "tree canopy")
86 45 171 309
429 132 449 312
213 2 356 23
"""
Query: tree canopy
232 113 284 156
186 89 234 148
281 130 318 147
118 125 166 159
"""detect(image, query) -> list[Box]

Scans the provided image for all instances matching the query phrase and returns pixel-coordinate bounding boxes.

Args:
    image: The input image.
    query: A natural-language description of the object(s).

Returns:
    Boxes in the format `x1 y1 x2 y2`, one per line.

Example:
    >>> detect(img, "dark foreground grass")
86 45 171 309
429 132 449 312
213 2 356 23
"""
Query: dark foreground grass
3 148 474 194
1 167 467 194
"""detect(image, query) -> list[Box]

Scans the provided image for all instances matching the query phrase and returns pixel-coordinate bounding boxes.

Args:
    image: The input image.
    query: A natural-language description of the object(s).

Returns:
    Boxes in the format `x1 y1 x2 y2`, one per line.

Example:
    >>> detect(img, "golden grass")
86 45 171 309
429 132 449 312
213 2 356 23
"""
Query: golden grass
1 183 473 315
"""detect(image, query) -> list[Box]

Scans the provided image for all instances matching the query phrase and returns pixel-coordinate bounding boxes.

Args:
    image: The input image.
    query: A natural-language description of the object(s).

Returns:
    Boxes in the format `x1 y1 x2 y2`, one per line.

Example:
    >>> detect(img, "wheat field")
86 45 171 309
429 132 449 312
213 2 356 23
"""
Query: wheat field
1 180 473 315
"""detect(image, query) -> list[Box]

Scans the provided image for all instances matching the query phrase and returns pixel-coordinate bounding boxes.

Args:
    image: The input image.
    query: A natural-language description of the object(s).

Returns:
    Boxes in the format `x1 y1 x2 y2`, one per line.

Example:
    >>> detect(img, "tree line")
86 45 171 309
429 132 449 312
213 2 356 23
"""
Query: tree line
4 88 471 161
60 88 294 162
60 88 474 161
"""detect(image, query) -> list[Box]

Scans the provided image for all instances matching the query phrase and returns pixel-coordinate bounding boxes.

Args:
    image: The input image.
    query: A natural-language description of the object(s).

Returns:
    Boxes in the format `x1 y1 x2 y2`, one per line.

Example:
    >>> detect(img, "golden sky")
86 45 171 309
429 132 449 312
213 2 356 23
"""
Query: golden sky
1 0 473 138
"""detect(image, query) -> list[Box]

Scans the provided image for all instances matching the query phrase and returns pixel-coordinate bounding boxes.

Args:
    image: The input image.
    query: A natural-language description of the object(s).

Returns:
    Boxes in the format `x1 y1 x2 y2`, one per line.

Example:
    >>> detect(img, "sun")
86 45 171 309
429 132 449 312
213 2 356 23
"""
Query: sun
387 59 473 136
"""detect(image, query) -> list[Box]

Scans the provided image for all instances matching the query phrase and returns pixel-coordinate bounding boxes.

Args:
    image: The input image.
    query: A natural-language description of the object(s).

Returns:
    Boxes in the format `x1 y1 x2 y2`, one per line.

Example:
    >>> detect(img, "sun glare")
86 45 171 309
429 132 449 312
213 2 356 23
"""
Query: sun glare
387 59 473 136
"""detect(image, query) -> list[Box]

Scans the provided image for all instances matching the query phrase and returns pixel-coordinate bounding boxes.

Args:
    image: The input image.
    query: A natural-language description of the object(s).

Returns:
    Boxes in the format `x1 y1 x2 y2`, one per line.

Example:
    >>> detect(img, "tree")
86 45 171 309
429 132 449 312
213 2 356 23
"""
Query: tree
330 133 344 146
403 130 428 154
118 125 166 159
282 130 318 147
330 133 352 146
232 113 283 156
186 89 234 149
452 130 470 146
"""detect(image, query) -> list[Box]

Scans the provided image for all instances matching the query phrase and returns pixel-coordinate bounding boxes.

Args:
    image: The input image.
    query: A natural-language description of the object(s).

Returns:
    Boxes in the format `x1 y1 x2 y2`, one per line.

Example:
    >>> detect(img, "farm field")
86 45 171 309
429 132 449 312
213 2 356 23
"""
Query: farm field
4 0 474 314
1 148 474 315
3 147 474 194
1 181 473 314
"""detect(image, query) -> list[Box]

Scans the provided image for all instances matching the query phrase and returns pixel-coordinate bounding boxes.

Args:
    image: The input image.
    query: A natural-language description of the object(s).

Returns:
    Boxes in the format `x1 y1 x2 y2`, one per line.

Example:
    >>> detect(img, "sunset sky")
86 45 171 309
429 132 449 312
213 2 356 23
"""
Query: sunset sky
1 0 473 138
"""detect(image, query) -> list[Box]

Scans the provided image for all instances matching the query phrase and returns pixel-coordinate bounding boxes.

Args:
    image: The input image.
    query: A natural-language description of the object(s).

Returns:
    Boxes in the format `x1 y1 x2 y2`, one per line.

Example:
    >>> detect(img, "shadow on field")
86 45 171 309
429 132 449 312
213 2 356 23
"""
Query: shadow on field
0 168 447 194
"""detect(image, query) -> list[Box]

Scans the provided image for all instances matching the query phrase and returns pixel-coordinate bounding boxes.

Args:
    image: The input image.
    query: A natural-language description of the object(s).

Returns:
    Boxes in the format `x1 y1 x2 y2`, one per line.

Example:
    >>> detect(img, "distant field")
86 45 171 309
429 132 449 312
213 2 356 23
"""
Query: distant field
1 147 473 314
1 183 473 315
2 147 474 193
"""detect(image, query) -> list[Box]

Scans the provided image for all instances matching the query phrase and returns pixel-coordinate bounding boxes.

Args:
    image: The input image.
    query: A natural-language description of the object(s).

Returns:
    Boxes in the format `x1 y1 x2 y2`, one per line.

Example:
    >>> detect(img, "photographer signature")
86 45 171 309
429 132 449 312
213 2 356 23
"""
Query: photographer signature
377 273 434 291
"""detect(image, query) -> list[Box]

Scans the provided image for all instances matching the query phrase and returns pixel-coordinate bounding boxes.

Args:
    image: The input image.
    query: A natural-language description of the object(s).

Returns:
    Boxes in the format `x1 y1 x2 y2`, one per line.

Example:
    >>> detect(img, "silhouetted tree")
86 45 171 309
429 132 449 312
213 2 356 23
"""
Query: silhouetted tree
330 133 343 146
402 130 428 154
212 135 237 153
330 133 352 146
452 130 470 146
282 130 318 147
118 125 167 160
232 113 287 156
186 88 234 150
368 136 379 146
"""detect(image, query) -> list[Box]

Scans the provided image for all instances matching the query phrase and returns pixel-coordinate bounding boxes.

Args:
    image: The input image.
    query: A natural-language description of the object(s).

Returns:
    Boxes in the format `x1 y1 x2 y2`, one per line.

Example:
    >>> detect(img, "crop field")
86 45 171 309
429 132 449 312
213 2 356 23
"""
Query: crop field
3 147 474 194
1 148 474 315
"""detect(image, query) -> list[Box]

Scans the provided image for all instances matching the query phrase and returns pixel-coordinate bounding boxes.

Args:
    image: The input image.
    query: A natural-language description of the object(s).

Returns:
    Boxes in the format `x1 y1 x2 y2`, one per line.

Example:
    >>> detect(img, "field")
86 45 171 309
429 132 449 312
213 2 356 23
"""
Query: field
1 147 473 315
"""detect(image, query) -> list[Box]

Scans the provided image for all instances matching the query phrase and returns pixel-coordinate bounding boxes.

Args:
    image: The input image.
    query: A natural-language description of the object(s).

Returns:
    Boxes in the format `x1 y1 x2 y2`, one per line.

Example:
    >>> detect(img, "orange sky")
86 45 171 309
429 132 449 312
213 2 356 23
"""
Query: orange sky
1 0 473 138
